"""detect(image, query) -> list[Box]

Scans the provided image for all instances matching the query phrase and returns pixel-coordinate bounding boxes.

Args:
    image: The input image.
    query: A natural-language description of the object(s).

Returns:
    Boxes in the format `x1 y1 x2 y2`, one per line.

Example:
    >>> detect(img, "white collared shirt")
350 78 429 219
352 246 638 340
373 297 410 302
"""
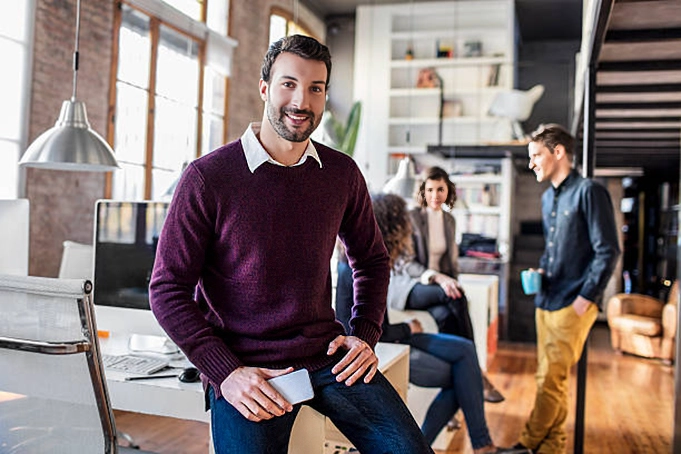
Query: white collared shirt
241 122 322 173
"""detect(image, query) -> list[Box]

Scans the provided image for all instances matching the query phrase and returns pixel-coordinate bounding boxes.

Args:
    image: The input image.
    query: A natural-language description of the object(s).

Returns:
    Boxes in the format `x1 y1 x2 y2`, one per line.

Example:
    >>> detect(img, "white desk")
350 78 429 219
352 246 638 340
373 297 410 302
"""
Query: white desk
459 273 499 371
100 334 207 423
100 334 409 453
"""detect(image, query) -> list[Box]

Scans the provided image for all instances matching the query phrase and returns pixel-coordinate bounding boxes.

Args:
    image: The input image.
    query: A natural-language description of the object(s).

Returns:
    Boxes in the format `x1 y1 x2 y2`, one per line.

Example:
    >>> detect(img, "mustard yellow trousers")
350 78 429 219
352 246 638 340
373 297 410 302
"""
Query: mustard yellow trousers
519 303 598 454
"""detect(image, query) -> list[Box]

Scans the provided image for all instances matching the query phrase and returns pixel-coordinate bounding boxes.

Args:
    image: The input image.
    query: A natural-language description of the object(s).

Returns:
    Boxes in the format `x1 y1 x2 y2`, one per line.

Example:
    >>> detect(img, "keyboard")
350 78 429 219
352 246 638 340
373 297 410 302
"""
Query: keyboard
102 354 170 375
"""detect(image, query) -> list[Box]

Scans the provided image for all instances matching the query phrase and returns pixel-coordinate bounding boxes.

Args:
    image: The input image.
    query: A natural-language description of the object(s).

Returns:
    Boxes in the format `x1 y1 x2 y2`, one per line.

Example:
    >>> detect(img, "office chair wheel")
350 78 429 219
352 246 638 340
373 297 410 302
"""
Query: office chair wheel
118 431 141 449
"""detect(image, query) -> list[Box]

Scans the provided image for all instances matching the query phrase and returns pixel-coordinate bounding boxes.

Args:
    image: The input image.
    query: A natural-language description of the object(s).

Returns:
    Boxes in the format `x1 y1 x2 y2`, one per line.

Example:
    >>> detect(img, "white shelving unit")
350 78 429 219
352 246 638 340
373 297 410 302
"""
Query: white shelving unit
353 0 516 191
446 156 515 336
448 157 514 262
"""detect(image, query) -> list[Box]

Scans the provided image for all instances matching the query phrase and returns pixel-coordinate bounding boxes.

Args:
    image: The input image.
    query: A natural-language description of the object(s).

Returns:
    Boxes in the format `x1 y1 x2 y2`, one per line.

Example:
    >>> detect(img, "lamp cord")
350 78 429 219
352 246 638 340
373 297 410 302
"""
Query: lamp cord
71 0 81 101
293 0 298 30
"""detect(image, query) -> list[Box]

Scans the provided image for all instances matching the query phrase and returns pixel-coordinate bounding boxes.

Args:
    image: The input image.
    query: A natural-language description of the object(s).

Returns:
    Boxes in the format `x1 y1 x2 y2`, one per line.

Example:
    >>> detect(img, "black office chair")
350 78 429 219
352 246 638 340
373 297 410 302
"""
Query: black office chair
0 274 156 453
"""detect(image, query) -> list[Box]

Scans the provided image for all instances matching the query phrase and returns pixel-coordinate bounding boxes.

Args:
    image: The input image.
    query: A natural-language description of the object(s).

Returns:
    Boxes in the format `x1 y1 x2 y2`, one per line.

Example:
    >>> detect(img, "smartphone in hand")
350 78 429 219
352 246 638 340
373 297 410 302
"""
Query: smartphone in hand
267 368 314 404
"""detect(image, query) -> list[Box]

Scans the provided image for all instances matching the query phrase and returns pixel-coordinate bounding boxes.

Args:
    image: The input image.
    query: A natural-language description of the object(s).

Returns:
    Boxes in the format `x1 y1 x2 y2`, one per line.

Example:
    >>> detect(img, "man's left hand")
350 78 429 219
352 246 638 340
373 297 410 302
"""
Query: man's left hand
572 295 593 316
327 335 378 386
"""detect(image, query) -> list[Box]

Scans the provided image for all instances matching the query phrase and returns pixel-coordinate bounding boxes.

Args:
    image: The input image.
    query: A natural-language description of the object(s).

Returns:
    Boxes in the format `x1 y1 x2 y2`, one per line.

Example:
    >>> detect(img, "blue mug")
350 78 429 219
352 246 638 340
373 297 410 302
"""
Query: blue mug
521 269 542 295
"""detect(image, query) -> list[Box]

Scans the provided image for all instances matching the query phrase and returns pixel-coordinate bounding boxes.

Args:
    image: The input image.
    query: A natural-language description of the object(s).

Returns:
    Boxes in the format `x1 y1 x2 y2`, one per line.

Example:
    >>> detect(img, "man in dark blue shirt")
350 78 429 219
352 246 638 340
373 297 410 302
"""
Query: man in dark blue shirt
514 124 620 453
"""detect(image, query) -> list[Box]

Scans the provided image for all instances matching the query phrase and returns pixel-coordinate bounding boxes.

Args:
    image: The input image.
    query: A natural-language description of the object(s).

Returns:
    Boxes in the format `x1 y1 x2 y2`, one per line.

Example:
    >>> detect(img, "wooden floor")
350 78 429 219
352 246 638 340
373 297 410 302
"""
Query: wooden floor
114 323 674 453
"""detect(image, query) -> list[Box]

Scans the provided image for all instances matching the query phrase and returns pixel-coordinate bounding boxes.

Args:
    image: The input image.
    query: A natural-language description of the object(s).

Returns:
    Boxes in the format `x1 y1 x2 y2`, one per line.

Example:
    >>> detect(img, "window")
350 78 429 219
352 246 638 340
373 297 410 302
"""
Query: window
109 0 232 201
269 7 315 44
0 1 32 198
160 0 201 21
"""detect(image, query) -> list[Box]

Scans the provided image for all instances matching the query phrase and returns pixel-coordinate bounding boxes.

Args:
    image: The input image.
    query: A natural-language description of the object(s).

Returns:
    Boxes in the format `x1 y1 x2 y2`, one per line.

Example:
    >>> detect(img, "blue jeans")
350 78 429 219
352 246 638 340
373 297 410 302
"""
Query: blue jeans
209 361 433 454
408 333 492 448
335 261 491 448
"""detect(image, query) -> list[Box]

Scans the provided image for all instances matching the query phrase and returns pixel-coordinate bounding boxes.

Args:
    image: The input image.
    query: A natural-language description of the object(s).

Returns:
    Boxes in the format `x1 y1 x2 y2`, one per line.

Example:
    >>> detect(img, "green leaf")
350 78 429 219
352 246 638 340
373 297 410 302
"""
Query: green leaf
340 102 362 157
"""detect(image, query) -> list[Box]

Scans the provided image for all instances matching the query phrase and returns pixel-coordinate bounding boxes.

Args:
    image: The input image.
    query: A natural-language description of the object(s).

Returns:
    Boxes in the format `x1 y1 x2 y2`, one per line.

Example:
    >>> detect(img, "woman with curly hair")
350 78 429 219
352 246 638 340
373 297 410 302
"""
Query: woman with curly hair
336 193 529 454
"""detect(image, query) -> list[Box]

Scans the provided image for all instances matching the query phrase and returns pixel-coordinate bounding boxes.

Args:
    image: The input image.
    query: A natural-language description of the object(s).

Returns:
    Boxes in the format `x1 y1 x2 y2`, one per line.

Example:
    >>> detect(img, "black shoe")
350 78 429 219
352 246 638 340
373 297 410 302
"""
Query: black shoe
491 447 532 454
482 375 505 403
510 442 535 453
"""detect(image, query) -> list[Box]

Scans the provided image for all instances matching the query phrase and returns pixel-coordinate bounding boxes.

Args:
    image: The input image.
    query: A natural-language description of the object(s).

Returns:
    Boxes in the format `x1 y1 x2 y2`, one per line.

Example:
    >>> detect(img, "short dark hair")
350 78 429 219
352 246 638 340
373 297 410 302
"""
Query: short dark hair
416 167 457 209
261 35 332 88
530 123 575 157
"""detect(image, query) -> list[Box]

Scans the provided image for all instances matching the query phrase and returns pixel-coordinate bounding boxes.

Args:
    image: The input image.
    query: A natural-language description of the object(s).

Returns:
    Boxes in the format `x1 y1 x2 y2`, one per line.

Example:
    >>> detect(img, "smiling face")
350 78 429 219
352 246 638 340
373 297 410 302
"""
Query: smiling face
260 52 327 143
424 177 448 211
528 141 556 184
528 140 574 187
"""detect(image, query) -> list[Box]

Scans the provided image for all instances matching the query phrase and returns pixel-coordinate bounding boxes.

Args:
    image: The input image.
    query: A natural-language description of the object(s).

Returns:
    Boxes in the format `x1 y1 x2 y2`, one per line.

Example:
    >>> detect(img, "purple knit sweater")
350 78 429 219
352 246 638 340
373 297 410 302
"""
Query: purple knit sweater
149 139 389 394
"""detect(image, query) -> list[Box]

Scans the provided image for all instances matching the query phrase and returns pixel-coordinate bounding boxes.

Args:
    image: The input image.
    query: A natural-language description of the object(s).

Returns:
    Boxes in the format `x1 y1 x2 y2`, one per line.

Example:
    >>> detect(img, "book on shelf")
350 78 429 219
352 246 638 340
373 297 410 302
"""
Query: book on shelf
453 212 500 241
487 63 501 87
455 184 499 207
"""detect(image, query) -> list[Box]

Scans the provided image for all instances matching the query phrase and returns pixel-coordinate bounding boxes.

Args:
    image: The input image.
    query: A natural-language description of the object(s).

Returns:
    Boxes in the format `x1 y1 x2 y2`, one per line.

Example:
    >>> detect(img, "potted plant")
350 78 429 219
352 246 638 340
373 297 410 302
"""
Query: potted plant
321 101 362 157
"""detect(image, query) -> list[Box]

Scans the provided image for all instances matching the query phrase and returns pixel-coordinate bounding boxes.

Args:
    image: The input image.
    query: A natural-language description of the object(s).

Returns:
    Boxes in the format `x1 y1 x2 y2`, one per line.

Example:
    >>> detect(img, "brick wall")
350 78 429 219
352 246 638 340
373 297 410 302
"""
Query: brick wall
26 0 113 277
226 0 300 141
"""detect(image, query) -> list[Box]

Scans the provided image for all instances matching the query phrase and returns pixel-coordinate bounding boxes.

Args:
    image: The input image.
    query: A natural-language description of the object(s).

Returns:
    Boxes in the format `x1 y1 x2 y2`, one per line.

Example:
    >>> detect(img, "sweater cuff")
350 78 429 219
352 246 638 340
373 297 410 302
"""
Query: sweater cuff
420 269 437 285
194 343 243 392
351 319 382 349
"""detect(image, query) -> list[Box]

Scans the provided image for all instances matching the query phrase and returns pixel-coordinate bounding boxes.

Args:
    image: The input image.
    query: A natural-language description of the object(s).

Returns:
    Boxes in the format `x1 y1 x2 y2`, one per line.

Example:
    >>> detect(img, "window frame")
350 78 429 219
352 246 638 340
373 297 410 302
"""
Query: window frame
269 6 318 42
106 0 231 200
2 0 35 199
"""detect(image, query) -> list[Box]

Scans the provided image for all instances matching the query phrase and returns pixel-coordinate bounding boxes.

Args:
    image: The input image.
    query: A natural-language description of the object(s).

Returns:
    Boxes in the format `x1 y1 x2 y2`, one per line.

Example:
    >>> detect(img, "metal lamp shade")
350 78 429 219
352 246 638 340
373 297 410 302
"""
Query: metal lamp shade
383 157 418 200
20 100 118 172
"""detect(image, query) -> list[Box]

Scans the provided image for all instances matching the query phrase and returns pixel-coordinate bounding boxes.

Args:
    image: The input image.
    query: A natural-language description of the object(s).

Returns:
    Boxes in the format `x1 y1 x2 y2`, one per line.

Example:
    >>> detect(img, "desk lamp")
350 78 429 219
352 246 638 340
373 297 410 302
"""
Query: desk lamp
20 0 118 171
487 84 545 141
383 157 418 201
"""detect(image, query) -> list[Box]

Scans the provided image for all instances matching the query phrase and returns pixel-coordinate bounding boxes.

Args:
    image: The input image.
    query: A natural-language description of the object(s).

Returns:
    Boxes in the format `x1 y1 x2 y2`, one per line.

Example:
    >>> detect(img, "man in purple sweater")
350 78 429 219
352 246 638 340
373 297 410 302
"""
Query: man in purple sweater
149 35 432 453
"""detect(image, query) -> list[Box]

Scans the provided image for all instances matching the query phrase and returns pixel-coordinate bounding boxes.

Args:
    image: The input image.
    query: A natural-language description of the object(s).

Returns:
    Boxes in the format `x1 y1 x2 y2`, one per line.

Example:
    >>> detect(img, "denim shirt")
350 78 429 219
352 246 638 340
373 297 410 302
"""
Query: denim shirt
535 170 620 311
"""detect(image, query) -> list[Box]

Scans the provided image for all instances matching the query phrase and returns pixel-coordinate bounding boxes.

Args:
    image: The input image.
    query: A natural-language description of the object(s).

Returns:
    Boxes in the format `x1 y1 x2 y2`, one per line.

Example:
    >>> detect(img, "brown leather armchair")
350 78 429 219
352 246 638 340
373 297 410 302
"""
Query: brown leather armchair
607 281 679 364
607 281 677 364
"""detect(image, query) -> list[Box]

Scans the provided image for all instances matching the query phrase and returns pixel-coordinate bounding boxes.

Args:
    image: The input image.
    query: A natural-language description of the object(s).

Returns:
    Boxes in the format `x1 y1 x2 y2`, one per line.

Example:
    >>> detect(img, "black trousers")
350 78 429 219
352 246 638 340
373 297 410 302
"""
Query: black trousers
405 283 475 341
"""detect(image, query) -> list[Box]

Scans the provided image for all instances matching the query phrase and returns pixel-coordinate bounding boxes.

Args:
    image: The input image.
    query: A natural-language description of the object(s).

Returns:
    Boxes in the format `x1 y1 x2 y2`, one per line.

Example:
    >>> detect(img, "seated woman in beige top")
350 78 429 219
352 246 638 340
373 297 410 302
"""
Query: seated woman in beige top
400 166 503 403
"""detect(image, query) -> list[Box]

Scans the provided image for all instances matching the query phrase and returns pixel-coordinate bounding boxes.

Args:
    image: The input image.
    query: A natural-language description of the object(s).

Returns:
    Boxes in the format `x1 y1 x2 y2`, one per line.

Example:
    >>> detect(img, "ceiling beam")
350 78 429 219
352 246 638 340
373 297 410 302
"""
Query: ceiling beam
593 148 680 154
595 159 679 168
596 92 681 103
596 123 681 129
597 101 681 109
595 140 680 147
596 116 681 122
597 83 681 93
595 152 680 157
596 154 679 161
605 28 681 42
595 131 681 138
595 127 681 133
598 60 681 71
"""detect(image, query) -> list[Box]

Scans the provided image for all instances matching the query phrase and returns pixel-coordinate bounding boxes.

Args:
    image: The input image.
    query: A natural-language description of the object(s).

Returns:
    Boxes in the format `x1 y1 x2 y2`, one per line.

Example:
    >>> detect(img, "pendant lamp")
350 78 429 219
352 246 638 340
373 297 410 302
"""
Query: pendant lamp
20 0 118 171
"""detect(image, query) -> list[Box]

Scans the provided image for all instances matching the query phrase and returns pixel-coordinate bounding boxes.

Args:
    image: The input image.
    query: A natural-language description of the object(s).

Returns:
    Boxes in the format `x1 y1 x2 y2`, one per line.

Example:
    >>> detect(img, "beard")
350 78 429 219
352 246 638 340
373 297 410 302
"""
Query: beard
266 99 320 143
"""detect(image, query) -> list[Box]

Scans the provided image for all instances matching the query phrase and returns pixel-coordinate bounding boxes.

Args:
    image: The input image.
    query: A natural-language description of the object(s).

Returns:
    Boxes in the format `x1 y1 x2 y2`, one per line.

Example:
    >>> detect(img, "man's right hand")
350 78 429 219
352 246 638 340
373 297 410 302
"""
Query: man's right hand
220 366 294 422
327 335 379 386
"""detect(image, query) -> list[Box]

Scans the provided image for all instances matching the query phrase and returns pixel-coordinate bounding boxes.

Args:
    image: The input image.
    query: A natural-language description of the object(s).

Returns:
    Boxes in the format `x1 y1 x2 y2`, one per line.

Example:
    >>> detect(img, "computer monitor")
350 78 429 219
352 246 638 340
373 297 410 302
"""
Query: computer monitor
93 200 176 352
0 199 30 276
